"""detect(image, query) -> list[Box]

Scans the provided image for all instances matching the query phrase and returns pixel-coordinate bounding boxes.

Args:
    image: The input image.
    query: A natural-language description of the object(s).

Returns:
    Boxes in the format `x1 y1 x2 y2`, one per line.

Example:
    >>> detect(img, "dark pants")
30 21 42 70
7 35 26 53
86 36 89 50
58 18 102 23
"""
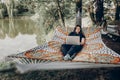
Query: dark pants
61 44 83 57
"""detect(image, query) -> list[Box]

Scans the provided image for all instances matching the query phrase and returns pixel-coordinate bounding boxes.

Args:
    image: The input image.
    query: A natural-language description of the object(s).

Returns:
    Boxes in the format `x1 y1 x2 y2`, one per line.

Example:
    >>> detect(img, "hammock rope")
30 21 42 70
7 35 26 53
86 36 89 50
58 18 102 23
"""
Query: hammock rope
7 27 120 64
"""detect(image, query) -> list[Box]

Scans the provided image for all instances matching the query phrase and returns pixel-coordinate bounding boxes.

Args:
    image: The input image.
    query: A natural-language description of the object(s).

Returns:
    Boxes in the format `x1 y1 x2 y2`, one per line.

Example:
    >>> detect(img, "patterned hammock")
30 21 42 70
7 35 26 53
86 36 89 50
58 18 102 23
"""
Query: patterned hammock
8 27 120 64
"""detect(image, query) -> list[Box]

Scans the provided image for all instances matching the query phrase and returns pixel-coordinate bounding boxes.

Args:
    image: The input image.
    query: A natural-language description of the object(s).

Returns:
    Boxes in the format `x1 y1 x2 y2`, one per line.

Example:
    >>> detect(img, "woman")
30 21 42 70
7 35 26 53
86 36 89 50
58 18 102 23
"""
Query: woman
61 25 85 60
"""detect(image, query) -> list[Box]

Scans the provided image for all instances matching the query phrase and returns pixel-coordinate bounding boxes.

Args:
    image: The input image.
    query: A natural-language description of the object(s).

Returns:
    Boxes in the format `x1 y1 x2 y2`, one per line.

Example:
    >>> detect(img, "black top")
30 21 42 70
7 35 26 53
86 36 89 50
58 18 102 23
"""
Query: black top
69 32 85 42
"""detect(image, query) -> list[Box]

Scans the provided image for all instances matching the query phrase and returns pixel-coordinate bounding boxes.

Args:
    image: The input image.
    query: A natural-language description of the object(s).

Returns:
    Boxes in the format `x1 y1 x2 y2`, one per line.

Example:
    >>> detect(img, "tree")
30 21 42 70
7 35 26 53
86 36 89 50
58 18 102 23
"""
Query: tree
56 0 65 27
3 0 14 18
87 1 96 24
94 0 104 25
114 0 120 20
76 0 82 26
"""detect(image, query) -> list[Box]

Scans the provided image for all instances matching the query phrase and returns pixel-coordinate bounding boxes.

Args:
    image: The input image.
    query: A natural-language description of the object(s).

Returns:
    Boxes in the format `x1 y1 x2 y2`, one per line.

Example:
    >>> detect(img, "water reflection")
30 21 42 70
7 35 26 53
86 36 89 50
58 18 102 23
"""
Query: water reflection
0 19 36 38
0 19 52 58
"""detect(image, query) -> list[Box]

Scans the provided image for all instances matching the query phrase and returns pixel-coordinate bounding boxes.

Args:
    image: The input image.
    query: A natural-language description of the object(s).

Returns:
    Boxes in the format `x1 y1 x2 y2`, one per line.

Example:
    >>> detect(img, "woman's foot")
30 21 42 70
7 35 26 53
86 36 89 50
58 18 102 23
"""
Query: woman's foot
63 54 72 60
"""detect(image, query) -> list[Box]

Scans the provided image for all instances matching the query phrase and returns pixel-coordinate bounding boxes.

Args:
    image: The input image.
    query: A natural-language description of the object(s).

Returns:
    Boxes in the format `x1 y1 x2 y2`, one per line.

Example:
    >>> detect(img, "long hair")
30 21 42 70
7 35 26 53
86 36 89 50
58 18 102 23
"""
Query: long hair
73 25 83 34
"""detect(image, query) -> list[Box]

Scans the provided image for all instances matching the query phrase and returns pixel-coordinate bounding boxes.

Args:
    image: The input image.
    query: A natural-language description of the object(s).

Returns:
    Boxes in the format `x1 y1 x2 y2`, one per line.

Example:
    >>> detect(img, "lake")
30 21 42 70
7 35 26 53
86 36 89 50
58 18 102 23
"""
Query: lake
0 18 53 59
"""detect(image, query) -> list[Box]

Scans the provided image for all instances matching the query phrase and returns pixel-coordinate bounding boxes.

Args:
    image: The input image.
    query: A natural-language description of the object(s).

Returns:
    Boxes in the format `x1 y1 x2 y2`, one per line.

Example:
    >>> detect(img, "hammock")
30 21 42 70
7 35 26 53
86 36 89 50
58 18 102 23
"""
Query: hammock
7 27 120 64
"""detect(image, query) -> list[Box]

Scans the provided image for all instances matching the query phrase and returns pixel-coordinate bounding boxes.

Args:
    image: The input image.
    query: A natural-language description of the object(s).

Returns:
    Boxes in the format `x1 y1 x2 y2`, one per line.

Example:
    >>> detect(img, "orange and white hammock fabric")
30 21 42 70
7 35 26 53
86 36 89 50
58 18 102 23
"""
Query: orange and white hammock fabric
8 27 120 64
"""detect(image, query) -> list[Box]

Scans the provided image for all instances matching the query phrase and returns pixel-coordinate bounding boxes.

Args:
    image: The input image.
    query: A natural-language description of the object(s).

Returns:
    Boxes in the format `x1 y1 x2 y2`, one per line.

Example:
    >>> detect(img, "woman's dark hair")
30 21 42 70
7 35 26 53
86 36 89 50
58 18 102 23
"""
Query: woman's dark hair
73 25 85 37
73 25 82 34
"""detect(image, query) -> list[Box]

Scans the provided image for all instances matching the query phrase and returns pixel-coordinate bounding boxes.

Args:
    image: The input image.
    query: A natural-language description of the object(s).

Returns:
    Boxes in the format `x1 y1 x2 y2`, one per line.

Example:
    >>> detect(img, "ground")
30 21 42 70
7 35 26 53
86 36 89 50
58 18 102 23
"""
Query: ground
102 35 120 54
102 20 120 54
0 67 120 80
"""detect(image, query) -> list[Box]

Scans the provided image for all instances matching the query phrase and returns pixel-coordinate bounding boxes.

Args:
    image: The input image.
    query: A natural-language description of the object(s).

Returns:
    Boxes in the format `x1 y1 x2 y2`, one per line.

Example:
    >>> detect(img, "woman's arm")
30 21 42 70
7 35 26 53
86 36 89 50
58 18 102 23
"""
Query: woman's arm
80 38 85 45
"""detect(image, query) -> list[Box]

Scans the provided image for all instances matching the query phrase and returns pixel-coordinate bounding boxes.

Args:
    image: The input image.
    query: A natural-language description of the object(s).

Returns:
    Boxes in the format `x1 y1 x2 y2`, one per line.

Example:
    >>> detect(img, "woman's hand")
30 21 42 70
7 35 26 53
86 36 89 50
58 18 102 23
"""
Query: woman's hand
62 37 67 43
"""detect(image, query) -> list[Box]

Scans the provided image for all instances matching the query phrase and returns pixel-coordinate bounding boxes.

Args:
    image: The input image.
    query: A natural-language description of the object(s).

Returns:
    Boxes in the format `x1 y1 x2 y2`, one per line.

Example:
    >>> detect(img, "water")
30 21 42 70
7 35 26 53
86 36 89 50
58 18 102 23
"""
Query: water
0 18 53 59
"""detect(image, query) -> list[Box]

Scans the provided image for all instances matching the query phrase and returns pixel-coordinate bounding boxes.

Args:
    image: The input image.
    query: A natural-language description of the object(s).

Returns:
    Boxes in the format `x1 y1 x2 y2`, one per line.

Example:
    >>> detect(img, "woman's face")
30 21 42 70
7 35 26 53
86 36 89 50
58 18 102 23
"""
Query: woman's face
75 26 81 34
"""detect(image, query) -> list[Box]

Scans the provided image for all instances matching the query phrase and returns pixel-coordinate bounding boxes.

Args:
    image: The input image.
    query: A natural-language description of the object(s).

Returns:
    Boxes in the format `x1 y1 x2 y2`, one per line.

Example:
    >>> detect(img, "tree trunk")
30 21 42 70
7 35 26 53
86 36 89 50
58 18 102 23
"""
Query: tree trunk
115 0 120 20
76 0 82 26
56 0 65 27
88 2 96 24
4 0 14 18
95 0 104 25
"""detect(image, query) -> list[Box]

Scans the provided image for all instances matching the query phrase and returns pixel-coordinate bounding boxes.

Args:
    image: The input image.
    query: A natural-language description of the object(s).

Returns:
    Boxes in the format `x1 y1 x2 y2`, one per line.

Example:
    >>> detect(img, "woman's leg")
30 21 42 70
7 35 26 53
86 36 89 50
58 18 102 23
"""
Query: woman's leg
67 45 83 57
61 44 72 56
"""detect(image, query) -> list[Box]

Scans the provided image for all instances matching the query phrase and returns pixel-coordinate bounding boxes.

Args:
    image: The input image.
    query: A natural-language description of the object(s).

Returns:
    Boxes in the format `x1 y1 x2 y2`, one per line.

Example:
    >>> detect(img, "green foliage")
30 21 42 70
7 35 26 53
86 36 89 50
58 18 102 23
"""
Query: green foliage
31 0 76 33
83 0 117 22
